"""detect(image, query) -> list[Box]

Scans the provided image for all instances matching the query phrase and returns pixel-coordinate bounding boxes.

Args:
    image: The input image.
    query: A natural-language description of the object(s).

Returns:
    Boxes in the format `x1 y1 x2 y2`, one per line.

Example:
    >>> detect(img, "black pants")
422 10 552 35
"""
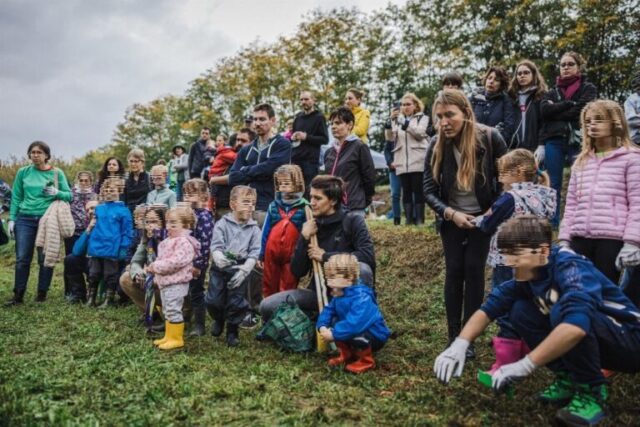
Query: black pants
440 220 491 337
205 267 249 325
189 270 206 318
64 254 89 298
570 237 623 284
399 172 425 204
88 258 120 292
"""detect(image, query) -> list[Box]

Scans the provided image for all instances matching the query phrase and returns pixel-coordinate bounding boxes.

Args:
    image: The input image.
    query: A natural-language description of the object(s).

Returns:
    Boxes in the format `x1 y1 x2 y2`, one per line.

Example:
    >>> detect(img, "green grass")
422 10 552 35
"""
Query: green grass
1 223 639 426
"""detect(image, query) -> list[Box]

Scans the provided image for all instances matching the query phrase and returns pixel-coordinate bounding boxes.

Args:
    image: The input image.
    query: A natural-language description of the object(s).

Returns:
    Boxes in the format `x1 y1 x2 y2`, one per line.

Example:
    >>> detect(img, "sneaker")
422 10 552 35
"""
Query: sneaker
555 384 607 427
239 313 260 330
539 372 574 406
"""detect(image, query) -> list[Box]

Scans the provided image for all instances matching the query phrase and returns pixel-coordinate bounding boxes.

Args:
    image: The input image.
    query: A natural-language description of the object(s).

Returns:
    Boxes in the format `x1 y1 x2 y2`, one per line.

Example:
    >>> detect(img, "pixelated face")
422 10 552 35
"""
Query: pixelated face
326 276 352 289
102 185 119 201
276 174 295 193
498 166 524 189
151 172 166 187
165 211 184 237
77 174 92 190
500 245 550 269
144 211 162 237
231 194 256 222
584 113 613 140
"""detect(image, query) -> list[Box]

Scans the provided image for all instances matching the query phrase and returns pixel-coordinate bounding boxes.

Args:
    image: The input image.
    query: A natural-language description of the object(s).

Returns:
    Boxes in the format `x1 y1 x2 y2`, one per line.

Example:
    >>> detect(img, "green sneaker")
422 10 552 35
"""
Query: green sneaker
538 372 574 405
555 384 607 427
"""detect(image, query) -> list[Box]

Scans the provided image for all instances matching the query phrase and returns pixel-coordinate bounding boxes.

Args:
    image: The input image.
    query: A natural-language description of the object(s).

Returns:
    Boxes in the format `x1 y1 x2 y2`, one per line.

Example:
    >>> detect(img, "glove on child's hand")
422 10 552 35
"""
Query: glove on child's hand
212 251 232 269
534 146 545 164
492 355 536 392
616 243 640 270
433 337 469 384
227 259 256 289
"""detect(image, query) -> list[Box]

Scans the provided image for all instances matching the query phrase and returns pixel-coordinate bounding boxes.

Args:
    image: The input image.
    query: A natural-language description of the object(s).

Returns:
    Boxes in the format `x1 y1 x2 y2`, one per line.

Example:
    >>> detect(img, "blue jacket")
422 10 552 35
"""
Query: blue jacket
481 246 640 335
87 201 133 259
228 135 292 211
316 283 391 342
72 231 90 257
470 90 515 144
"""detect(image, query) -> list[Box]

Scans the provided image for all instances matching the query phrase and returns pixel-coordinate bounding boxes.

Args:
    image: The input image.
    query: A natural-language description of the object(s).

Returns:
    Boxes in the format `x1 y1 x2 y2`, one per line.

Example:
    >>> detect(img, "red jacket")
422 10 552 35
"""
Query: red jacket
208 146 237 178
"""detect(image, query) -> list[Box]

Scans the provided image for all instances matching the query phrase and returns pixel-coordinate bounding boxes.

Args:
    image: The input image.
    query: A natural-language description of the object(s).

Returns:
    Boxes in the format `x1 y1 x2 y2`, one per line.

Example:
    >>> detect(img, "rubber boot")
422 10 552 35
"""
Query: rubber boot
4 291 24 307
99 290 116 309
393 217 401 226
188 307 206 337
226 324 240 347
211 316 225 337
35 291 47 302
153 321 170 346
414 203 425 226
403 203 414 225
85 286 97 307
158 322 185 350
488 337 524 374
328 342 353 366
67 274 87 304
345 346 376 374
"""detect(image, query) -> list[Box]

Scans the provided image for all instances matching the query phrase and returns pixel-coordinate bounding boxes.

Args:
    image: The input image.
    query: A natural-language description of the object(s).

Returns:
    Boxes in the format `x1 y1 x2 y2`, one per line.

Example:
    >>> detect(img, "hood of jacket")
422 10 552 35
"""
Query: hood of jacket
509 182 557 219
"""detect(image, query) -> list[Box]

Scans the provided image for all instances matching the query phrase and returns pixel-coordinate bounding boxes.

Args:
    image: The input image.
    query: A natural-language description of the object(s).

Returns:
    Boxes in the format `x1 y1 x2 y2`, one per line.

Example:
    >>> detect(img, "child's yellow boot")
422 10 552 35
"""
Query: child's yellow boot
158 322 185 350
153 321 170 346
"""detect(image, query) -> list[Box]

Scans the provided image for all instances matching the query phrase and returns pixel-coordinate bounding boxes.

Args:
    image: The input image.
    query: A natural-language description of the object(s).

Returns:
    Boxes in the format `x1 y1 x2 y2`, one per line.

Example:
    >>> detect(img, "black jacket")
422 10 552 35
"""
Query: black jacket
188 139 214 178
539 77 597 142
510 91 543 151
324 137 376 210
124 171 152 212
291 208 376 287
291 110 328 178
470 90 515 144
423 126 507 218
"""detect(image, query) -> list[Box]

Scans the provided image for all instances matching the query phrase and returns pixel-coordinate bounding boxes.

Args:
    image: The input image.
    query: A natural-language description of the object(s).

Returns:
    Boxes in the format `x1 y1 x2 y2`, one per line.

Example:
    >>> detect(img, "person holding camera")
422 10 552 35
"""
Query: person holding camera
385 93 430 225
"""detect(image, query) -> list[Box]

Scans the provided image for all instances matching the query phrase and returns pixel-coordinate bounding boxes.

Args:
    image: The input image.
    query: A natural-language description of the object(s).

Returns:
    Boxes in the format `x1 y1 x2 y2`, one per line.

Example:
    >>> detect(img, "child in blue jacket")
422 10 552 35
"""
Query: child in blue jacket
86 178 133 307
317 253 390 374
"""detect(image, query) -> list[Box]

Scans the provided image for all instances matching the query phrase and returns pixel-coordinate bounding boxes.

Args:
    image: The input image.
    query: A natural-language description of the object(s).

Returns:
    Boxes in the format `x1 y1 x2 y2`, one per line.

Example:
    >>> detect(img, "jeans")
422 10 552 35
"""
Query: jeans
387 170 401 219
510 299 640 385
544 137 579 227
491 265 518 339
14 214 54 295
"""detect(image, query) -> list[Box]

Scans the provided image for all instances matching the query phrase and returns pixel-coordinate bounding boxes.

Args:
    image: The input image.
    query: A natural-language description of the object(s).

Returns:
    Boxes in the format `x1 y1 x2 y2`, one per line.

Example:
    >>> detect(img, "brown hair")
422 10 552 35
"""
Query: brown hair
497 215 552 253
274 164 305 193
508 60 548 100
497 149 549 186
310 175 344 207
230 185 257 203
483 66 510 92
442 71 464 88
182 178 209 202
560 51 587 73
347 88 365 101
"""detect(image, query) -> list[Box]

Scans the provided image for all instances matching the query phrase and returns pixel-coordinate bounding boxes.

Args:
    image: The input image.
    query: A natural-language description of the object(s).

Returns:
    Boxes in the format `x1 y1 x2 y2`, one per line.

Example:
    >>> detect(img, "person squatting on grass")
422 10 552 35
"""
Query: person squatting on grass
85 177 132 308
434 215 640 427
260 164 309 298
205 186 261 347
473 148 556 373
317 254 390 374
181 179 215 337
147 206 200 351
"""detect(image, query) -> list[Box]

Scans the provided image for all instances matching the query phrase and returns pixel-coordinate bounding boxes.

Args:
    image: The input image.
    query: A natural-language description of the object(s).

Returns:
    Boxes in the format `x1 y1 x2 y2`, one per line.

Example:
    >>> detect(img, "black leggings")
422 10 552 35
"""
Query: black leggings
440 219 491 338
399 172 424 204
570 237 623 284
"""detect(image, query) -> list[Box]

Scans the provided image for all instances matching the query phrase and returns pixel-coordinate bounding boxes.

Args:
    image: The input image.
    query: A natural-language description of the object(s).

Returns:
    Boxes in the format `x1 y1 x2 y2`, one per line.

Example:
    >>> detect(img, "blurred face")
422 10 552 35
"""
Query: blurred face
29 146 47 166
401 97 417 116
215 136 226 147
151 172 166 187
299 92 315 112
516 65 534 88
560 55 579 78
253 110 275 137
235 132 252 150
330 117 353 142
174 147 184 156
309 187 336 217
165 212 184 237
86 201 98 218
584 113 613 141
484 72 500 93
231 195 256 223
128 157 143 173
276 175 295 193
501 246 550 270
443 82 461 90
434 104 467 139
200 129 211 141
102 185 119 201
107 159 120 173
344 91 360 108
144 211 162 237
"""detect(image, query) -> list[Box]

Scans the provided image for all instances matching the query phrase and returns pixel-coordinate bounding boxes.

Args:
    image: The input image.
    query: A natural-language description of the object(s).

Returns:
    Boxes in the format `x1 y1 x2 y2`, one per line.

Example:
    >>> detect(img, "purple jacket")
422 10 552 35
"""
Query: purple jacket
560 147 640 245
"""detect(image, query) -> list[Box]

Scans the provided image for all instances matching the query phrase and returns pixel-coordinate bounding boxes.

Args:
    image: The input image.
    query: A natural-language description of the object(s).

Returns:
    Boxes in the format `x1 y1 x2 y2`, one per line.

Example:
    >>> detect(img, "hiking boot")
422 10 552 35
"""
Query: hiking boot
211 318 225 337
328 342 353 367
239 312 260 329
4 292 24 307
226 324 240 347
85 287 97 307
99 290 117 309
35 291 47 302
555 383 607 426
345 346 375 374
539 371 574 406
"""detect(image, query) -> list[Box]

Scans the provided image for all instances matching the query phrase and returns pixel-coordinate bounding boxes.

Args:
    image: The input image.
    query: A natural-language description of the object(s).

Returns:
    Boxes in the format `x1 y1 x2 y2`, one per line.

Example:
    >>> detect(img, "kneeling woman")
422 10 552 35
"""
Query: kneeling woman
423 89 507 358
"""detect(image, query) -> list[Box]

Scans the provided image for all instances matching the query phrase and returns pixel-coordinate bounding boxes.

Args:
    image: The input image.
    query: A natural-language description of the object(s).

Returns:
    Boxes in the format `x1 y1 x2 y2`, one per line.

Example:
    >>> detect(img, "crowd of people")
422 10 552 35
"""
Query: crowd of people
1 53 640 426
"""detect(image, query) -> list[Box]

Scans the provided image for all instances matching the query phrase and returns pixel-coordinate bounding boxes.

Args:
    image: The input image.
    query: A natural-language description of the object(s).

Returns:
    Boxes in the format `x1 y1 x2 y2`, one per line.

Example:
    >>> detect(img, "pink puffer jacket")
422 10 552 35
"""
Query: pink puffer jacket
149 230 201 288
559 147 640 245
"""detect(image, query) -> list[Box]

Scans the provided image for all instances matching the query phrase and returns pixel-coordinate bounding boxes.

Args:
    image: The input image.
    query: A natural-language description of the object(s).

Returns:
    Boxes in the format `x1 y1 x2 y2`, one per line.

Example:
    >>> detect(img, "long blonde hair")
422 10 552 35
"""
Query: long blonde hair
575 100 635 168
431 89 478 191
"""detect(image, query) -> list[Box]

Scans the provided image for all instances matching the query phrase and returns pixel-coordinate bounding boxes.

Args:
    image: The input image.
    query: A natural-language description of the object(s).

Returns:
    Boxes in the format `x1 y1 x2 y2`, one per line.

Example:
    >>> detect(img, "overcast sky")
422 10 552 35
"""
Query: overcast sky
0 0 404 161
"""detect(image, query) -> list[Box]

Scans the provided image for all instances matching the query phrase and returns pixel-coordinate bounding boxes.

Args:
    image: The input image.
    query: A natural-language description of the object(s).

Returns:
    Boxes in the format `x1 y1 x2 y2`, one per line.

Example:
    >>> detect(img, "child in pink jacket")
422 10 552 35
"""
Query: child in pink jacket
559 100 640 284
146 205 201 350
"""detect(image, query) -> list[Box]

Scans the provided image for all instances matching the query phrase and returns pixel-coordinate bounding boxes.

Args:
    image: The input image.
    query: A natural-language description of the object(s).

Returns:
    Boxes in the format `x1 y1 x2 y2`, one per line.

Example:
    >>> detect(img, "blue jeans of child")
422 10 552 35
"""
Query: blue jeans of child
387 170 401 220
14 214 54 295
491 265 518 339
509 299 640 386
544 137 579 227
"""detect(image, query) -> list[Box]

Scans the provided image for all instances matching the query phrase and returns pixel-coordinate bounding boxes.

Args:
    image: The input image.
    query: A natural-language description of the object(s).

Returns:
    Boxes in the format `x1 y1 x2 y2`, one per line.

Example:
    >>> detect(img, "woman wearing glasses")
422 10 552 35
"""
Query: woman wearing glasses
538 52 597 227
507 60 548 152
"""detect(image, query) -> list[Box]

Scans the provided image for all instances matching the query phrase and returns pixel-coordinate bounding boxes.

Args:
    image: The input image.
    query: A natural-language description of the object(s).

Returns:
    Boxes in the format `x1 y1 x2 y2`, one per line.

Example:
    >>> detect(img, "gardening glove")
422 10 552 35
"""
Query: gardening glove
616 243 640 270
8 220 15 239
212 251 232 269
492 355 537 393
434 337 469 384
534 146 545 164
43 185 59 197
228 259 256 289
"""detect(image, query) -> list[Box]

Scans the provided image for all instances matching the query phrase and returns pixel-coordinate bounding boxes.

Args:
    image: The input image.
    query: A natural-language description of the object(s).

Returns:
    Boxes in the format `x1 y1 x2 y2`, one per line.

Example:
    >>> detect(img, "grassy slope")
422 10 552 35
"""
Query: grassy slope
0 224 638 426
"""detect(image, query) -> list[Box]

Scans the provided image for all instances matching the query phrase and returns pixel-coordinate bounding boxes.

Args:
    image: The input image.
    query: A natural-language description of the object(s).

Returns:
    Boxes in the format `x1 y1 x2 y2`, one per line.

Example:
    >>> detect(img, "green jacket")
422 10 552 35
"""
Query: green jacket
145 187 177 208
9 165 72 221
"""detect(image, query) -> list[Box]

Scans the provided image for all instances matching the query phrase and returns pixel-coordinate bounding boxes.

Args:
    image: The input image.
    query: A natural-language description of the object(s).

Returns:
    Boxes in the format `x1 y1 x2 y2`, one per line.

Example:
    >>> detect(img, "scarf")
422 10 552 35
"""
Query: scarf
556 75 581 100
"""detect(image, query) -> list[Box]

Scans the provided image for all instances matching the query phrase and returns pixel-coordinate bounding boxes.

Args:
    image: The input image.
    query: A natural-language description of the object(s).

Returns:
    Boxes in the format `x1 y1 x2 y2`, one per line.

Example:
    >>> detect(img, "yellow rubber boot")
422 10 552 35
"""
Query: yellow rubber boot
153 321 170 346
158 322 184 350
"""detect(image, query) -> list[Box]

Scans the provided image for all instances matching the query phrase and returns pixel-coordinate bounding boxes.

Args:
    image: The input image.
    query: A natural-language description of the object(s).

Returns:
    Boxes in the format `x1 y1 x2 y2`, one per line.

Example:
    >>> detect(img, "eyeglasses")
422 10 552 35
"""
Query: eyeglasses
517 70 532 76
560 62 576 68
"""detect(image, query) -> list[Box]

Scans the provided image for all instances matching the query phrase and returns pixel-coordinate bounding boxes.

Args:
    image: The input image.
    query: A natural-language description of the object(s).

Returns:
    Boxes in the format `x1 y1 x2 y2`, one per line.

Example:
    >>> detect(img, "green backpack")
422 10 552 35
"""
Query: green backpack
259 296 315 352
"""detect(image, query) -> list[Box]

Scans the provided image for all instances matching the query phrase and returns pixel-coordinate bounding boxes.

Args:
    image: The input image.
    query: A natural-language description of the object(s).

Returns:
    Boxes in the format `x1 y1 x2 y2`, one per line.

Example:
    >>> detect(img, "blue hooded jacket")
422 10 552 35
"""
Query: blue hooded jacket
87 201 133 259
316 282 391 343
481 246 640 334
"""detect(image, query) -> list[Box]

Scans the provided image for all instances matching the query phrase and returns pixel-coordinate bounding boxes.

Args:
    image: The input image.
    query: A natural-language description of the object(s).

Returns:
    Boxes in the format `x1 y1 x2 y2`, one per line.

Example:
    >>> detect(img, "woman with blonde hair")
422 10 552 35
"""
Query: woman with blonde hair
559 100 640 284
344 88 371 144
385 92 430 225
423 89 507 358
508 60 548 152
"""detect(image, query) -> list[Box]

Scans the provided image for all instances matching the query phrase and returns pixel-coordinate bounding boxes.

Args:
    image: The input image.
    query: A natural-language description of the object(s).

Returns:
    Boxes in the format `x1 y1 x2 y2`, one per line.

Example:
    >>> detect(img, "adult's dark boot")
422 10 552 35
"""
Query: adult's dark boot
35 291 47 302
85 286 97 307
211 316 225 337
188 307 206 337
68 274 87 304
99 290 116 309
393 217 401 226
414 203 425 226
403 203 414 225
226 324 240 347
4 291 24 307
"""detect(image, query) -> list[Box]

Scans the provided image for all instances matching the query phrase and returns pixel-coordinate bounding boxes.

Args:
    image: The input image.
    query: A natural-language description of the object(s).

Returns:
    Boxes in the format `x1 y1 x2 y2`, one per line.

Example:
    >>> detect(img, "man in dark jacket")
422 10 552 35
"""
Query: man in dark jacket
188 127 214 179
258 175 375 322
291 91 329 193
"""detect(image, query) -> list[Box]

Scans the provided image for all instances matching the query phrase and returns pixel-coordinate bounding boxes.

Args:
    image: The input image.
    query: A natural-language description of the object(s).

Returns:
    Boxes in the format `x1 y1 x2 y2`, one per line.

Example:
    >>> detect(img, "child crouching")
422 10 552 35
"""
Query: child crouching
317 254 390 374
147 206 200 350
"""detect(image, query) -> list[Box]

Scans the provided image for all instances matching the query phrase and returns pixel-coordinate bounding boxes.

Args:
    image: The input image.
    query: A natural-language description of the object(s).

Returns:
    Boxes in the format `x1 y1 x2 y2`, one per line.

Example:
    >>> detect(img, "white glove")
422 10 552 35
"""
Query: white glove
492 355 537 392
433 337 470 384
212 251 232 269
534 146 545 164
43 186 59 197
228 259 256 289
8 220 15 239
558 240 571 249
616 243 640 270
